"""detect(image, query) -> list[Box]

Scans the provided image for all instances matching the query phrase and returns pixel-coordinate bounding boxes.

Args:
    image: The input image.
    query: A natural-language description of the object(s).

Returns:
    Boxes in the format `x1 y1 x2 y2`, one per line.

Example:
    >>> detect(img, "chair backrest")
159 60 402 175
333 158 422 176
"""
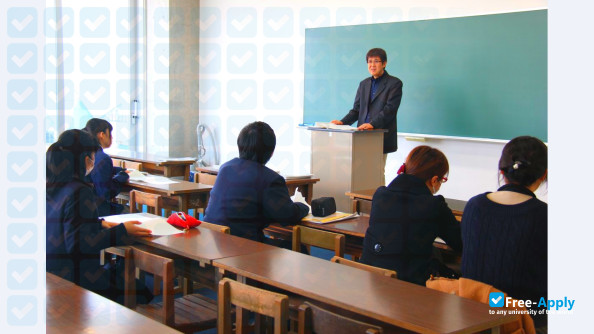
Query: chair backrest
129 190 162 214
194 172 217 185
112 158 125 168
330 256 397 278
355 199 372 216
123 160 143 171
292 226 345 257
218 278 289 334
199 221 230 234
298 302 383 334
124 246 175 326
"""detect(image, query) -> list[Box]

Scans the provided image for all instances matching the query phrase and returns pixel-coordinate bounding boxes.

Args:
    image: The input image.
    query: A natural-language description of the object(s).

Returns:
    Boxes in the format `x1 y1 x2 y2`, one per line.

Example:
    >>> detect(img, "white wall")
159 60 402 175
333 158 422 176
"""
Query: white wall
198 0 548 202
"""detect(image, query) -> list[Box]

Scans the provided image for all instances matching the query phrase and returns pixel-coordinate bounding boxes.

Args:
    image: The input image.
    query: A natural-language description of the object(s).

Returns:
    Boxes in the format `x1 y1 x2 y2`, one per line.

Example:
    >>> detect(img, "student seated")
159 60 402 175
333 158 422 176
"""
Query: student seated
461 136 547 329
84 118 129 216
360 145 462 285
203 121 309 243
46 129 152 304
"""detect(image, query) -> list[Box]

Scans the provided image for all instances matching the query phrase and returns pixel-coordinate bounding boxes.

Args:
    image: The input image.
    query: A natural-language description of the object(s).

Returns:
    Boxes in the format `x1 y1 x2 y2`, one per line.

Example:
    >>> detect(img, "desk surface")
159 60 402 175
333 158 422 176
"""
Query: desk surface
47 272 181 334
196 166 320 185
127 178 212 196
108 149 196 166
122 213 277 266
213 248 516 334
346 189 467 214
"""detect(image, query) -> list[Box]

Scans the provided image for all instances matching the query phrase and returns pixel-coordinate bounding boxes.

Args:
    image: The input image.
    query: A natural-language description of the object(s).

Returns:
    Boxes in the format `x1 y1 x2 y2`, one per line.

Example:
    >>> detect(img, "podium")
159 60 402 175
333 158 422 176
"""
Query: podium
309 128 386 212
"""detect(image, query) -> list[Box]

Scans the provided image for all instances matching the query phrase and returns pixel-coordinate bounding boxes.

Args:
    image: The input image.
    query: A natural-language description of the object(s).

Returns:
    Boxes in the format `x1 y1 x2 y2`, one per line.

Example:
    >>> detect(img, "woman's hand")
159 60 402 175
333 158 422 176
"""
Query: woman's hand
101 220 119 229
122 220 152 236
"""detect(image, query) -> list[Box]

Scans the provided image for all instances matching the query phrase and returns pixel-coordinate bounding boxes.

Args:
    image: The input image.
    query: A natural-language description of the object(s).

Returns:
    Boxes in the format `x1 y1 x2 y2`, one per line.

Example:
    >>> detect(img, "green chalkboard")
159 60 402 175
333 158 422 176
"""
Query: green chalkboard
304 10 547 142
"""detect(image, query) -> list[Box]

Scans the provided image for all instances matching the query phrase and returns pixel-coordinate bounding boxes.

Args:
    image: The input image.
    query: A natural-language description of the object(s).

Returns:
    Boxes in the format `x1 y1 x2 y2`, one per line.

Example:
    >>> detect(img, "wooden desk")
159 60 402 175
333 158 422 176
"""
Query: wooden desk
265 215 460 262
117 213 278 289
195 166 320 204
108 150 196 180
124 178 212 213
346 189 467 220
47 272 181 333
213 248 517 334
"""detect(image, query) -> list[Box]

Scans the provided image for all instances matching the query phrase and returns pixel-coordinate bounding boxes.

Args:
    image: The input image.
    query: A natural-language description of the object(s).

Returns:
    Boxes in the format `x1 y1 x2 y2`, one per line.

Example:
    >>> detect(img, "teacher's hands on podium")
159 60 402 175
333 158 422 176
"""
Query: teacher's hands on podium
357 123 374 130
330 120 343 125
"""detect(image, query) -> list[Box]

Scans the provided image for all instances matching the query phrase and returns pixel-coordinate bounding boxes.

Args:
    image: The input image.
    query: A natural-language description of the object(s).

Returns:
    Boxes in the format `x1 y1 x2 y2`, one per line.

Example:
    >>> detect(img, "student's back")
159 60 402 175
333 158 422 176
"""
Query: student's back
461 192 547 302
203 122 308 243
360 146 462 285
461 135 548 329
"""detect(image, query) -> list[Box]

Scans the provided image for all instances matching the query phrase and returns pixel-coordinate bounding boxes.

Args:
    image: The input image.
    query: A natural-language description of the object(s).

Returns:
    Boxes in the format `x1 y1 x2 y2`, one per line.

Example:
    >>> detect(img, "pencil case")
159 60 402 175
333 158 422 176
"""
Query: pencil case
167 212 202 229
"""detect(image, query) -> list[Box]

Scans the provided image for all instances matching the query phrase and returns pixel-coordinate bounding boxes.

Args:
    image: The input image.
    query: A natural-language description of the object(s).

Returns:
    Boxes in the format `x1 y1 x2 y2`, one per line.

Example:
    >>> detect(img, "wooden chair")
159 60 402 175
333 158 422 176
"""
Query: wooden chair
129 189 170 294
194 172 217 185
129 189 162 215
178 221 229 294
288 226 346 330
191 172 217 218
124 245 218 334
298 302 383 334
352 198 372 216
218 278 289 334
200 221 230 234
330 256 397 278
112 158 125 168
123 160 143 171
292 225 345 257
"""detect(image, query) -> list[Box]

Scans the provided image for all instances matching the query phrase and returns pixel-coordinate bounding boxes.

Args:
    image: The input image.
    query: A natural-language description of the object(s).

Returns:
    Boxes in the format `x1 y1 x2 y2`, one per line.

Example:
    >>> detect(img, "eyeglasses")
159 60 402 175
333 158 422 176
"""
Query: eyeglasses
440 176 448 183
367 60 383 64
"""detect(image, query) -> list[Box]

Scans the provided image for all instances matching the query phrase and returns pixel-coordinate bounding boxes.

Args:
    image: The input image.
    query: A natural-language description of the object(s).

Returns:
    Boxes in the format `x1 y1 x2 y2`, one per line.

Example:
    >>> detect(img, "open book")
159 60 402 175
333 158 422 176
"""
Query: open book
309 122 357 131
302 212 358 224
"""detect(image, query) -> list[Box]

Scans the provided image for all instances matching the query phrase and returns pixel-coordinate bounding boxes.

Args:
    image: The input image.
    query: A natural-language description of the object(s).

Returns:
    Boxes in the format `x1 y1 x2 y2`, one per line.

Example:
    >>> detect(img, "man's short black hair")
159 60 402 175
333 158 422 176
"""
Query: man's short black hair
366 48 387 63
237 121 276 164
84 118 113 138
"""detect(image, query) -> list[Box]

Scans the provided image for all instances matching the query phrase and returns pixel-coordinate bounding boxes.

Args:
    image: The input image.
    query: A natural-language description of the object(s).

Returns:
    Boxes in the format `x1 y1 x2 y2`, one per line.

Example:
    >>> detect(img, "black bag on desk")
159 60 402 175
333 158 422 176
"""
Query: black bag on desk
311 197 336 217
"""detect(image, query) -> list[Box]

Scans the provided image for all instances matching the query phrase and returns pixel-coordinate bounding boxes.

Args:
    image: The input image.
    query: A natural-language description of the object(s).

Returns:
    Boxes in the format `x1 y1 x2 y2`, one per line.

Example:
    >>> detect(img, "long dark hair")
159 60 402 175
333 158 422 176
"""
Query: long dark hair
46 129 100 192
499 136 547 187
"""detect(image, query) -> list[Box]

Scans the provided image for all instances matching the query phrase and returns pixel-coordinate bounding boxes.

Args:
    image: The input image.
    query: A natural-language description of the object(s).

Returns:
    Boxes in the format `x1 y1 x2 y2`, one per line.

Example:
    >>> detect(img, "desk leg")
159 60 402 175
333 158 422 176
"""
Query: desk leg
179 195 189 213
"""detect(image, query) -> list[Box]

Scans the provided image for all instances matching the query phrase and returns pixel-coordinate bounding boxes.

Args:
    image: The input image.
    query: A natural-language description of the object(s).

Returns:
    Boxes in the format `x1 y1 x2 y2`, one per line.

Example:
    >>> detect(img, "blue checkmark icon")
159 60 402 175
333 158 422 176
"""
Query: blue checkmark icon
489 292 505 307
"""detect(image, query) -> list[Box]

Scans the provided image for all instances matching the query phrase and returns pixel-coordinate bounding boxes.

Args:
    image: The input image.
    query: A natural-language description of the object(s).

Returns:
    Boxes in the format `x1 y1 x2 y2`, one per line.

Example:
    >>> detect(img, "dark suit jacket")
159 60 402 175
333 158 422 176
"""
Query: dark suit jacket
360 174 462 285
203 158 309 242
340 71 403 153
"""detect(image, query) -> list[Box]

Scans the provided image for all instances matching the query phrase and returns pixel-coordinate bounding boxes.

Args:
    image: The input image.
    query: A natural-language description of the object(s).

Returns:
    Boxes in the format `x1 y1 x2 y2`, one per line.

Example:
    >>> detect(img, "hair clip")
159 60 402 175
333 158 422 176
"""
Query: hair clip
512 161 522 170
397 163 406 174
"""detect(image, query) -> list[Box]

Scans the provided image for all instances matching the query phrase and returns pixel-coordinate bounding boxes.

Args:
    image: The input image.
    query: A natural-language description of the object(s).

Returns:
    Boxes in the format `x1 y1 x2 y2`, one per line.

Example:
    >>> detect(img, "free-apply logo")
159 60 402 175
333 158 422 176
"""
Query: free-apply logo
489 292 505 307
489 292 576 311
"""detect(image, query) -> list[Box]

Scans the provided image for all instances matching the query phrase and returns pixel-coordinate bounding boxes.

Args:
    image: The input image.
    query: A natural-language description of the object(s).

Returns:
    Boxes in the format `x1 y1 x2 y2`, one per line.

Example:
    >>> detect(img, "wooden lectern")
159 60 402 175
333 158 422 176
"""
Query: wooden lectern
309 128 386 212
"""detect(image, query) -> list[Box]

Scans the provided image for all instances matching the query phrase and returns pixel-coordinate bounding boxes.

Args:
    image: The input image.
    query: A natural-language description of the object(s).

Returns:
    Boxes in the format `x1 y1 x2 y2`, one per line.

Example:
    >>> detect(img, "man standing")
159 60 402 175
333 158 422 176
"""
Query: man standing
331 48 403 168
84 118 129 216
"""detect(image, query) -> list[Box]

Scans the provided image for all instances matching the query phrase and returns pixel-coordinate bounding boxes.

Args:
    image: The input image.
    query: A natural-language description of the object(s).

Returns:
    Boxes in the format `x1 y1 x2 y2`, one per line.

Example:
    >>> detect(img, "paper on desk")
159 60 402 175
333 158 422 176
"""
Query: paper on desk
102 214 183 236
129 172 179 185
310 122 357 131
302 212 358 224
128 169 147 181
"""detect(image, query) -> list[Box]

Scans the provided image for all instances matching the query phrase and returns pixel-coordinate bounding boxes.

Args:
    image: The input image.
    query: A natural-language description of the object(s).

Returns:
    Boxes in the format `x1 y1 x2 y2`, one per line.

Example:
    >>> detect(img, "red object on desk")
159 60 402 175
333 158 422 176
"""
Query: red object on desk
167 212 201 229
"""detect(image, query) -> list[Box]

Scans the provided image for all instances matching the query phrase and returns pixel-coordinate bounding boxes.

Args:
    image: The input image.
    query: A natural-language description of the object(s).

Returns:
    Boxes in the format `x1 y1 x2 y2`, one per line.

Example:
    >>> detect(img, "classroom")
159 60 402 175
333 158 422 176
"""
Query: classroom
4 0 589 333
